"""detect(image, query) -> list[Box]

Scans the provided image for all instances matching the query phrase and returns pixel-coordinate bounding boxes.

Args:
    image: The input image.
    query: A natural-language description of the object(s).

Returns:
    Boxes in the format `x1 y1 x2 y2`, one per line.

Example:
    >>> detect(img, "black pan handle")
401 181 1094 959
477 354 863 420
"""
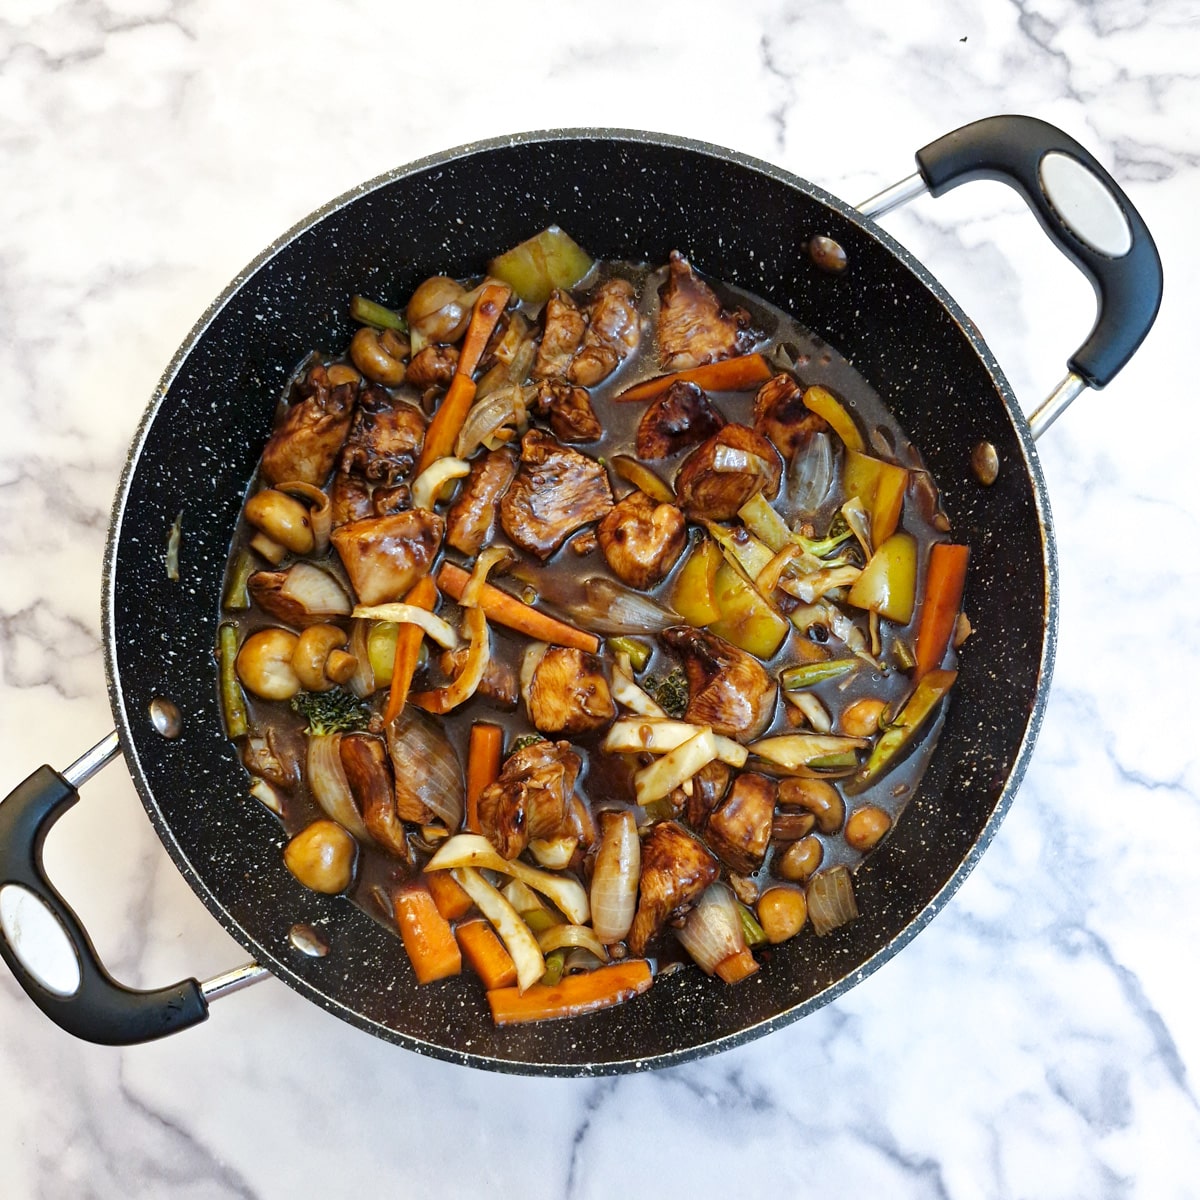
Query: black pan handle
0 738 210 1044
913 114 1163 390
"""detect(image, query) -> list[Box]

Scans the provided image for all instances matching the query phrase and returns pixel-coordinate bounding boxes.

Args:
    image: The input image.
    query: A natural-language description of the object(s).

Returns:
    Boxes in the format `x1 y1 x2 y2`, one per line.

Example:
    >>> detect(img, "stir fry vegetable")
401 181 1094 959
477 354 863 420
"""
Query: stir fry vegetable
219 238 970 1025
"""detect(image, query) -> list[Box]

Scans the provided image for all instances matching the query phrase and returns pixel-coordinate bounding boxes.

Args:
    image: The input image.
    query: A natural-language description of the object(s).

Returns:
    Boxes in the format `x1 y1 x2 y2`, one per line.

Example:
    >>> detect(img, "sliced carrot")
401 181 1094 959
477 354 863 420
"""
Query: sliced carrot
486 960 653 1026
424 869 474 921
436 562 600 653
615 353 773 402
382 574 438 725
457 917 518 990
466 722 504 835
914 543 971 679
394 881 462 985
714 946 760 984
415 282 510 474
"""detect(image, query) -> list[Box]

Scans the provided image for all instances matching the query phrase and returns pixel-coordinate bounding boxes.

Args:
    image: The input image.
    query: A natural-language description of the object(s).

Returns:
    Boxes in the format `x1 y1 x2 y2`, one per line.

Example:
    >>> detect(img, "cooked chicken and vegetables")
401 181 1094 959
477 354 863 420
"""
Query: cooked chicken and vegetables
219 226 970 1025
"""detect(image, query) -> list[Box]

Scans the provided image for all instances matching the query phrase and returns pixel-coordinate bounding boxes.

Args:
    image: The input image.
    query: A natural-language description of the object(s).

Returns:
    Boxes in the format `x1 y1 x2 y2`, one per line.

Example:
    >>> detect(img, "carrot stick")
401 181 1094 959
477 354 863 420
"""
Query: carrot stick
615 353 773 402
457 917 518 990
437 562 600 653
914 543 970 679
415 282 510 473
394 881 462 985
486 960 653 1026
714 945 760 984
466 721 504 835
382 574 438 725
424 869 474 921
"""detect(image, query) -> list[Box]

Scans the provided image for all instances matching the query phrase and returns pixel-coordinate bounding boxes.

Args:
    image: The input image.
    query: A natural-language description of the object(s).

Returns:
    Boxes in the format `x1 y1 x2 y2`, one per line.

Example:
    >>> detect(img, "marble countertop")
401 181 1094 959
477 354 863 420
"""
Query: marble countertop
1 1 1196 1195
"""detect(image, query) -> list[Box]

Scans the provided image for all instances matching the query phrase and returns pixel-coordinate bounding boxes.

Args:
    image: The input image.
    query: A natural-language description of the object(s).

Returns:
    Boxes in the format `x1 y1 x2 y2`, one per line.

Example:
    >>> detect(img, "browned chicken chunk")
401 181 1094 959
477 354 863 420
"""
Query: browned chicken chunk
635 380 727 460
657 251 758 371
597 490 687 589
524 646 616 735
662 626 778 740
444 448 518 556
704 772 776 874
440 646 518 709
752 373 828 458
568 278 641 387
331 509 443 606
673 423 783 520
478 739 582 860
628 821 720 954
261 364 357 487
330 386 426 525
406 344 459 390
533 379 602 443
340 734 409 861
500 430 614 560
533 290 587 379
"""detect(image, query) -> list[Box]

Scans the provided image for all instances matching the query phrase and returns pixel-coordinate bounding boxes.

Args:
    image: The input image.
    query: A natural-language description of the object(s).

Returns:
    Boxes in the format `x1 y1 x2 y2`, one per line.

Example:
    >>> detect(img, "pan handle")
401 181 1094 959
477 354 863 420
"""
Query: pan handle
860 115 1163 435
0 734 265 1044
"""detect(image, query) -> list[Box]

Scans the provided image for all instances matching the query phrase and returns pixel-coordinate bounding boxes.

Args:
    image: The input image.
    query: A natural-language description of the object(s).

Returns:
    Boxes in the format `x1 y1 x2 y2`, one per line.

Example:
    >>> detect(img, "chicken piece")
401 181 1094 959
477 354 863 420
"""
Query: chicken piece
340 734 411 861
635 380 727 460
704 772 776 874
444 448 518 556
405 344 459 390
628 821 720 955
329 386 426 526
662 626 777 740
597 490 687 589
685 759 732 829
261 364 358 487
524 646 615 735
532 290 587 379
752 373 828 459
657 251 758 371
478 739 582 860
568 278 641 387
331 509 443 606
533 379 602 443
371 484 411 516
673 423 782 521
440 646 518 709
500 430 614 560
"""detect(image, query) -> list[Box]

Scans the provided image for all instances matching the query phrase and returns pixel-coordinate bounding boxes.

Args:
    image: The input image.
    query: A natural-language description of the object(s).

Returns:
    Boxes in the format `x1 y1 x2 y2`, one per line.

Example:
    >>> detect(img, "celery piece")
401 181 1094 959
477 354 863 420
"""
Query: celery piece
350 294 407 332
222 547 255 611
540 948 567 987
218 624 249 740
780 659 857 691
738 903 768 948
609 636 651 673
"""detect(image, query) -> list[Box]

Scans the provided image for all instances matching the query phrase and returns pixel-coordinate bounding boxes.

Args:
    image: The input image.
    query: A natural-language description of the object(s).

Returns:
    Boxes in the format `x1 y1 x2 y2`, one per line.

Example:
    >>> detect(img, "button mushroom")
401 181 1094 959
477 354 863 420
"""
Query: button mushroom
292 624 357 692
243 489 315 555
349 326 408 387
236 628 302 700
283 819 357 893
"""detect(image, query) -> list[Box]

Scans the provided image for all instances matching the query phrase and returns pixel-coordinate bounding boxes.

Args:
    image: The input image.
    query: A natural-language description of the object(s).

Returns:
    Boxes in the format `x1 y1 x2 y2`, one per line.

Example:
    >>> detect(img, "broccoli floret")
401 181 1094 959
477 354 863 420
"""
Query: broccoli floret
290 687 371 736
645 669 689 719
508 733 547 758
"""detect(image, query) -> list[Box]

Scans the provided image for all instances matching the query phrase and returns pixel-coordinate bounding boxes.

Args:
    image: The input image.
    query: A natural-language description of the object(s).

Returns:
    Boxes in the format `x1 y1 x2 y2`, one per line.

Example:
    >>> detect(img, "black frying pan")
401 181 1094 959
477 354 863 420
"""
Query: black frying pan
0 116 1162 1073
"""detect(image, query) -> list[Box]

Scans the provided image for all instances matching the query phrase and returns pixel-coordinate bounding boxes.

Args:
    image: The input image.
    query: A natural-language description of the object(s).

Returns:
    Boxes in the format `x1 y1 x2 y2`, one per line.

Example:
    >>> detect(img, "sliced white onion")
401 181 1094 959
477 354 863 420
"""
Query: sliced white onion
789 565 863 603
535 924 610 962
451 866 545 992
247 777 285 818
750 733 868 771
528 835 578 870
841 495 873 558
426 834 589 924
590 810 639 943
578 578 678 635
611 655 667 718
604 718 747 767
411 457 470 510
676 883 745 975
788 431 834 513
782 690 832 733
712 445 772 478
307 734 370 841
454 383 529 458
807 866 859 936
633 728 720 805
352 603 459 650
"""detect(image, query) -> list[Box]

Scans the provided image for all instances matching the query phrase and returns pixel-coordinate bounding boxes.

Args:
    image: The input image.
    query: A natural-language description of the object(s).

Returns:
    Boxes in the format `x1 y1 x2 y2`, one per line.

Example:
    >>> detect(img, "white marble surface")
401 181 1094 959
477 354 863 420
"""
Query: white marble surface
1 0 1196 1195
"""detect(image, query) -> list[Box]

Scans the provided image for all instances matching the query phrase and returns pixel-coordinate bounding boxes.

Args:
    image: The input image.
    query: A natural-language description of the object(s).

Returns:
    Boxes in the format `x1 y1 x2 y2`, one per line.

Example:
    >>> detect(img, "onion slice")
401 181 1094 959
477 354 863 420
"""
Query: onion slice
451 866 545 992
807 865 859 936
611 655 667 718
590 810 639 943
750 733 868 771
527 835 578 870
604 718 747 767
676 883 746 975
787 431 834 513
307 733 370 841
426 834 589 924
577 577 679 635
535 924 610 963
411 456 470 510
633 728 720 804
352 603 459 650
455 383 529 457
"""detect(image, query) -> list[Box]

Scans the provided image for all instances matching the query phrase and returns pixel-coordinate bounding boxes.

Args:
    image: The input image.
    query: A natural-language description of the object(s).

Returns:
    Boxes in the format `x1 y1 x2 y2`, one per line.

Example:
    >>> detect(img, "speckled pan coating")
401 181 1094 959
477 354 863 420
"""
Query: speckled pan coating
102 130 1055 1075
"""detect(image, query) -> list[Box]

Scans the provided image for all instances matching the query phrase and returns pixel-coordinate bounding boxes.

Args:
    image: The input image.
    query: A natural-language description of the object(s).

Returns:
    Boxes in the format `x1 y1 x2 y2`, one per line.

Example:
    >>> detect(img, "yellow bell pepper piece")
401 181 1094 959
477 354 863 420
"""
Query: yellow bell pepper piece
802 385 865 453
847 532 917 623
670 538 723 626
709 561 790 659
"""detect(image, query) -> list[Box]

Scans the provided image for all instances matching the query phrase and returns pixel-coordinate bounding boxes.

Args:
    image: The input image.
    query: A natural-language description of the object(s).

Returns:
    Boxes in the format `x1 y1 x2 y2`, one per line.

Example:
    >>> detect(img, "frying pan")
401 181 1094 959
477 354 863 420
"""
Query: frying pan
0 116 1162 1074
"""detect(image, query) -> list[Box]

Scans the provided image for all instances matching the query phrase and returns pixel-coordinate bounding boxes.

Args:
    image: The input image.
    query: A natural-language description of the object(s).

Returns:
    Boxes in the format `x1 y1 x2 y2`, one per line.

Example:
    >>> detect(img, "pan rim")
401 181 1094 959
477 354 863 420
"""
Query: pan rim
101 127 1057 1074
